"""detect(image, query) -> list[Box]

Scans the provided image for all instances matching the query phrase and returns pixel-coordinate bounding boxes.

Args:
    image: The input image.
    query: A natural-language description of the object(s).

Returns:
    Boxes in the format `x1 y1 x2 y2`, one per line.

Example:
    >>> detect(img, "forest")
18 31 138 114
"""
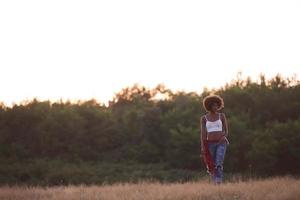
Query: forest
0 74 299 185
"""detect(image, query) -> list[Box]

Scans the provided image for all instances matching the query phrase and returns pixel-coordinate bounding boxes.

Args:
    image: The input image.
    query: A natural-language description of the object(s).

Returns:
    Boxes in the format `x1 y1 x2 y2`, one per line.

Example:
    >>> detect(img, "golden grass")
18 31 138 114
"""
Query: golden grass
0 176 299 200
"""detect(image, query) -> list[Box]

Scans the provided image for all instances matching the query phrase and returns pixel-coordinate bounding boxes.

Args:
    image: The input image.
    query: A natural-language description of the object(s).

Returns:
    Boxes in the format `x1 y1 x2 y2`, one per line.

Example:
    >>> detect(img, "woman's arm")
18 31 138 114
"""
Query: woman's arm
200 116 207 151
221 113 229 137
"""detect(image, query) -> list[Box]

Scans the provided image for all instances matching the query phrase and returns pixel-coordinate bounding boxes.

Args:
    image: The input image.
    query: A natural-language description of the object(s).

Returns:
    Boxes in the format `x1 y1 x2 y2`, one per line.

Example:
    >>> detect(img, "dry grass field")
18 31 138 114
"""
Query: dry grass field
0 176 299 200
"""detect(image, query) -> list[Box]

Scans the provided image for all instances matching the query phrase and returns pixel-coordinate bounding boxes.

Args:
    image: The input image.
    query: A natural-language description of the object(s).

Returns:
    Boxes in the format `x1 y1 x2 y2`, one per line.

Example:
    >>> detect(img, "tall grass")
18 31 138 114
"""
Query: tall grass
0 176 299 200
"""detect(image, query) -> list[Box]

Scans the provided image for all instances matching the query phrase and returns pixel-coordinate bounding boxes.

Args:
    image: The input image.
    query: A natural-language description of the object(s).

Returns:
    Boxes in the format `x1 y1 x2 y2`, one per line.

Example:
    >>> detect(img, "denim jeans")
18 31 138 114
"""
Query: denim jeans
208 142 227 184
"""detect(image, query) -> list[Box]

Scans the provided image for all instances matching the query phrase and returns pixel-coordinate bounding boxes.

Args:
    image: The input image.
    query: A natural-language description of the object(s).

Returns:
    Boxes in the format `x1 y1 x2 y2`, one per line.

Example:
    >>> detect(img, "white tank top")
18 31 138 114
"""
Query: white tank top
205 113 223 133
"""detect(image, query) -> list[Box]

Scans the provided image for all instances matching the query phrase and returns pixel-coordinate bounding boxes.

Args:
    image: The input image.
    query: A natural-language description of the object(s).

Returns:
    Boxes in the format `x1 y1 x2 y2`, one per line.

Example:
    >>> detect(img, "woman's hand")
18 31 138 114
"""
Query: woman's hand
218 134 229 144
201 146 205 153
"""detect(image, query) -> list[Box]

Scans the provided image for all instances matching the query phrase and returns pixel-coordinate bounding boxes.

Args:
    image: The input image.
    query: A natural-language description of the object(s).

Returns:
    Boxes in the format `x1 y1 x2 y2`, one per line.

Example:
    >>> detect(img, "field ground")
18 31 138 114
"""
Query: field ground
0 176 299 200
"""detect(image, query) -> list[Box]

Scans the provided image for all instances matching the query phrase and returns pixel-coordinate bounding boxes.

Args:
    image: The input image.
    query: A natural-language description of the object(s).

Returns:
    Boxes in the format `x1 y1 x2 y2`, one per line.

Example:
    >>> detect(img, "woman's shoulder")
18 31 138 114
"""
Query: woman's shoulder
200 113 208 121
219 112 227 119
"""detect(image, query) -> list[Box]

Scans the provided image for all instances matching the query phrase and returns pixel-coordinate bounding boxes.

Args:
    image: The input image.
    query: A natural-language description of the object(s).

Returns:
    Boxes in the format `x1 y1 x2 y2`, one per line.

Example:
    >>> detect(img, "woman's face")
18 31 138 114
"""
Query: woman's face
211 102 219 112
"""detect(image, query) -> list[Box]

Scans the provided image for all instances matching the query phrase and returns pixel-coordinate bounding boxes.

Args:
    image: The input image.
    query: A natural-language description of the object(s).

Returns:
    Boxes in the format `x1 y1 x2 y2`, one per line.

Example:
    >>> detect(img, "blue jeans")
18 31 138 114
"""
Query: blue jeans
208 142 227 183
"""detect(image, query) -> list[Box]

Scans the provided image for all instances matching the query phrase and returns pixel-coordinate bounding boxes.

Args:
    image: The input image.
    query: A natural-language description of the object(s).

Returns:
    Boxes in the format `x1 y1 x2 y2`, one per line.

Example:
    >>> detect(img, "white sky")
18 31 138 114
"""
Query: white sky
0 0 299 106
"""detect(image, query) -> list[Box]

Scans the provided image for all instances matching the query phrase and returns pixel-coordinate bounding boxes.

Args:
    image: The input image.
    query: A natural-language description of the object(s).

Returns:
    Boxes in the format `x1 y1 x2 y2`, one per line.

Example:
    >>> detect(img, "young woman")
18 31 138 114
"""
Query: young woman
200 94 229 184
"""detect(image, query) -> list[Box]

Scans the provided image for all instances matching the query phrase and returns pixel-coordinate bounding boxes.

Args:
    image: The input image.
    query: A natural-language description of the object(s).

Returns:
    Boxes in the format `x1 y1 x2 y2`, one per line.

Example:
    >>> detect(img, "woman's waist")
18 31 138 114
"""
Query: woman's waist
205 139 227 144
206 132 226 142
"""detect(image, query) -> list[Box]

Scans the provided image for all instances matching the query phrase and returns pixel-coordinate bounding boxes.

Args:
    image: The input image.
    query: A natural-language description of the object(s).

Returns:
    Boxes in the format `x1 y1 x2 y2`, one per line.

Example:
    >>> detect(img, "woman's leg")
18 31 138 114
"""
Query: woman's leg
208 143 217 182
214 143 227 183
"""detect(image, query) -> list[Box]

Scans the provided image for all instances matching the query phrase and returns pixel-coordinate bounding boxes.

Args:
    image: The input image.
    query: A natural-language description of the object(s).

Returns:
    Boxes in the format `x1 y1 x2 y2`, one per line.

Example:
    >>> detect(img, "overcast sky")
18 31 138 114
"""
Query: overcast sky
0 0 299 105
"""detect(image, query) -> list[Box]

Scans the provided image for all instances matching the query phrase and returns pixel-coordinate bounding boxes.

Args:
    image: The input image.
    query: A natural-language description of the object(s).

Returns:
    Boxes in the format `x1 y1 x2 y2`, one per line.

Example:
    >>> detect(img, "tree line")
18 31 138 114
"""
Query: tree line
0 73 299 185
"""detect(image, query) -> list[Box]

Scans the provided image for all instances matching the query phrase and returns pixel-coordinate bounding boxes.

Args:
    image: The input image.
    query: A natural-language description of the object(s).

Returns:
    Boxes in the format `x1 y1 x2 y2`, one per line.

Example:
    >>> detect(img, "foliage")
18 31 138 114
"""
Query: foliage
0 73 299 185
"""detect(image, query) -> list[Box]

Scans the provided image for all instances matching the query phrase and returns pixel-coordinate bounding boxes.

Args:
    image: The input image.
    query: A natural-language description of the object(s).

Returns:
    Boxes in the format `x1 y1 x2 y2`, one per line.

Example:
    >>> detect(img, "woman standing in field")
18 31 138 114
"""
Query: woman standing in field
200 95 229 184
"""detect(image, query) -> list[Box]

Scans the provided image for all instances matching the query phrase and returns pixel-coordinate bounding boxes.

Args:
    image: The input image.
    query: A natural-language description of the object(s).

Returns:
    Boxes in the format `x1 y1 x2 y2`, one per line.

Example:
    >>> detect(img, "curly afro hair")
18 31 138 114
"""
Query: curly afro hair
203 94 224 112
